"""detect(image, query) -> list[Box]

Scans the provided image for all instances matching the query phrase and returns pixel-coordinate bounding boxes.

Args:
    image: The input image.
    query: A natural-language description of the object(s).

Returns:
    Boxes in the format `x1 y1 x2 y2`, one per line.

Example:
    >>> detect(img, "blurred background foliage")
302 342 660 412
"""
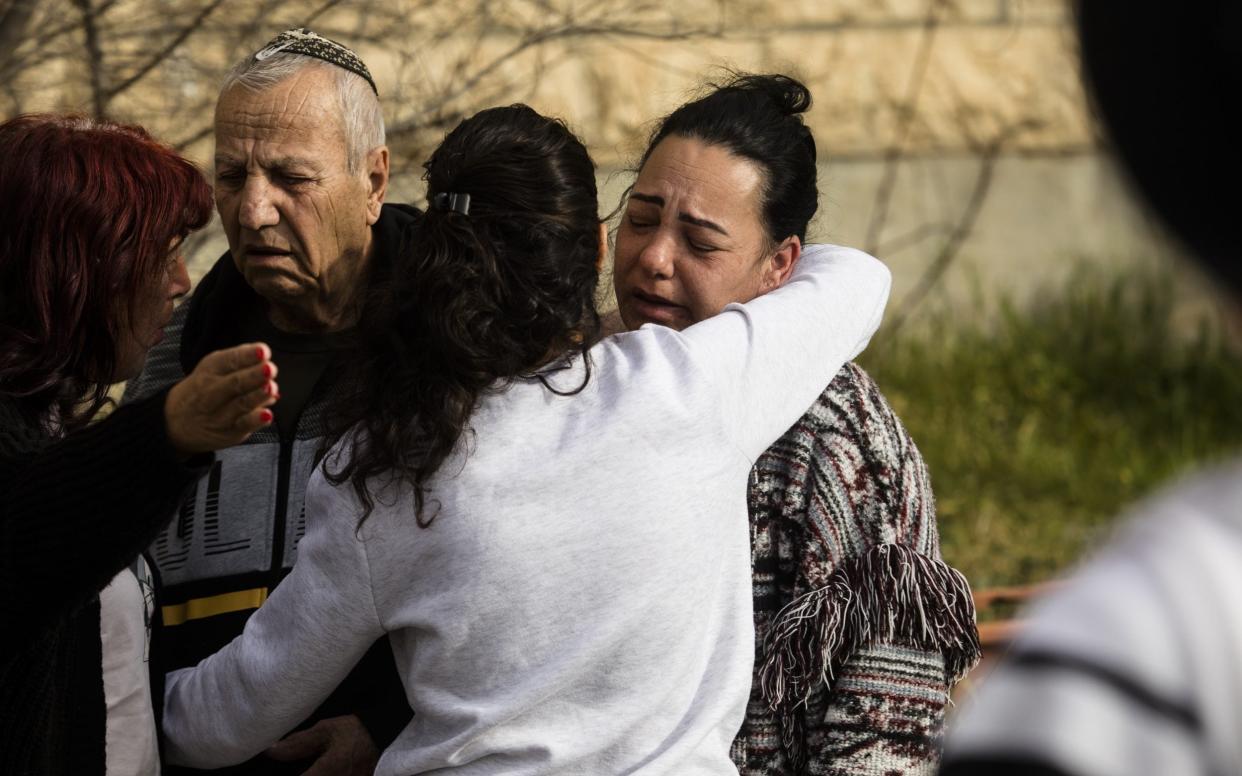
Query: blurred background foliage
860 268 1242 590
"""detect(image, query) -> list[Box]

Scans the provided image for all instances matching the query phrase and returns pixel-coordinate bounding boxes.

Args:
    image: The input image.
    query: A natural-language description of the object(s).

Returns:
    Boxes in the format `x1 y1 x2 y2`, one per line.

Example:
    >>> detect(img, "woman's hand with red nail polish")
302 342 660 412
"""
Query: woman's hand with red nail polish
164 342 279 456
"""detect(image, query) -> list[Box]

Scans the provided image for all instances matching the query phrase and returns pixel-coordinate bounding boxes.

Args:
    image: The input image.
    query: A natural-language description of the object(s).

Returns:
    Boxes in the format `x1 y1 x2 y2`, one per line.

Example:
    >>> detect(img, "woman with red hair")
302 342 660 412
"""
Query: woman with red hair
0 115 279 776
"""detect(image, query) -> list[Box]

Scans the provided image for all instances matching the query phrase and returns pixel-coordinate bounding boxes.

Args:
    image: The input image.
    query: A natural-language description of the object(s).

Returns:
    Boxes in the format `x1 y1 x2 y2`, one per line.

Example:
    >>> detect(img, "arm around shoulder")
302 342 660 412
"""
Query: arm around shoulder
785 244 891 357
161 468 388 768
678 243 892 460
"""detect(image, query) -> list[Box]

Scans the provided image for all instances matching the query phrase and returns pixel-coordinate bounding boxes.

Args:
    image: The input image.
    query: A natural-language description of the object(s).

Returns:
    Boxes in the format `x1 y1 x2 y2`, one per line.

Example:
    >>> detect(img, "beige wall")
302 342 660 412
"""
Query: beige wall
6 0 1089 160
498 0 1087 166
6 0 1220 319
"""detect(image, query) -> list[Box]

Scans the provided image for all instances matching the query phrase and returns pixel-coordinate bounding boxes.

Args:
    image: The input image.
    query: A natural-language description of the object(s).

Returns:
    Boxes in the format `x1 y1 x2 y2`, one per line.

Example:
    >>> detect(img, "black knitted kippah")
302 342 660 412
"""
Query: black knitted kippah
252 27 377 95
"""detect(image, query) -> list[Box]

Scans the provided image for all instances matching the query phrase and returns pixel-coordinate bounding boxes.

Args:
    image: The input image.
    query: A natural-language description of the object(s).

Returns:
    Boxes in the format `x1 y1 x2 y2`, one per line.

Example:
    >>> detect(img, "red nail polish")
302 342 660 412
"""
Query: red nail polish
260 409 273 424
255 345 265 361
263 363 274 379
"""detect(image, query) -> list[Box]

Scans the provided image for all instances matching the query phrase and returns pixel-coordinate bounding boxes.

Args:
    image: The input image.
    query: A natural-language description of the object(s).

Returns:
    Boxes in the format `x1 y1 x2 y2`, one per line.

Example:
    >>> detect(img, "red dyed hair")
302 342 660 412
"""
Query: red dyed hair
0 115 212 428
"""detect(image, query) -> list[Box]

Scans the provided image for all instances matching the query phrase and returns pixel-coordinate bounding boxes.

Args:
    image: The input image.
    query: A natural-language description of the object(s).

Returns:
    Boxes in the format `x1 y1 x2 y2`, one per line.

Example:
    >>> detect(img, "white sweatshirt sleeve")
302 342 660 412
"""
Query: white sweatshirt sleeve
161 469 387 768
677 243 891 460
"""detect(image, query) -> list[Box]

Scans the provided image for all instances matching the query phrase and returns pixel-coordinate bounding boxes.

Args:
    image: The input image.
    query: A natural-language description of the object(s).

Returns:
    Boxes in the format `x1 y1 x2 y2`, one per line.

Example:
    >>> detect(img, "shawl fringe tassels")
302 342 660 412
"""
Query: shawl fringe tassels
758 543 982 771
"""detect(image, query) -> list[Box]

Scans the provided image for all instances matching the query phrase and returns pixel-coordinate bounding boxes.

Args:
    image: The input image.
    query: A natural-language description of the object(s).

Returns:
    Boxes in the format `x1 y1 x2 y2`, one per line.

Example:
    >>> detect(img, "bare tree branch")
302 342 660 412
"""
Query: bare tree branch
0 0 39 72
72 0 109 118
876 221 954 258
0 5 107 83
387 18 709 142
301 0 349 29
106 0 227 100
173 123 214 151
885 118 1041 335
862 0 946 256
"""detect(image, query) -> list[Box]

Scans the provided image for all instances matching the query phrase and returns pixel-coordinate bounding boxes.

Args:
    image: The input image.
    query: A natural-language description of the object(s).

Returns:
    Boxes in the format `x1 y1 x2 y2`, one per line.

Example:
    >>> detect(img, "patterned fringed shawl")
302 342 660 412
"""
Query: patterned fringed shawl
732 362 981 776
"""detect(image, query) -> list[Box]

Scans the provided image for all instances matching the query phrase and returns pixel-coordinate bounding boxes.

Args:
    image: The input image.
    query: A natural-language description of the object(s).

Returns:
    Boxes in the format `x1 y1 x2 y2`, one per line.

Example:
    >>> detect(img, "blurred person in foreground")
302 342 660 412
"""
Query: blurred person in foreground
160 102 891 774
122 27 415 776
0 115 277 776
611 72 980 775
941 3 1242 775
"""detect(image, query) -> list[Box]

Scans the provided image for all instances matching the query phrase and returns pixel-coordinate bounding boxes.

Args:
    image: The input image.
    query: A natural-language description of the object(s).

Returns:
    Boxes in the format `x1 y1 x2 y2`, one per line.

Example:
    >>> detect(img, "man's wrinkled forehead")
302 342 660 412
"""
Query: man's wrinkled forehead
213 75 345 160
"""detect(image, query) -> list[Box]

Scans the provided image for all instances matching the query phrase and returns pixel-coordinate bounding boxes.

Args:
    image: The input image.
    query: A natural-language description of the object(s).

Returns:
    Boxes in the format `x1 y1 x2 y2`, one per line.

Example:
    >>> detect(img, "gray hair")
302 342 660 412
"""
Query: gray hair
220 52 385 174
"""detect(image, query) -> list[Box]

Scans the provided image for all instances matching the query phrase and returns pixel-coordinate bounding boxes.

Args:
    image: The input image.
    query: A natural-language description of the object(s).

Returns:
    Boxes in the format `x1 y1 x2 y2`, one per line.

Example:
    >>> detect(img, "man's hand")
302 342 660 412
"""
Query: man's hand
265 715 380 776
164 342 278 456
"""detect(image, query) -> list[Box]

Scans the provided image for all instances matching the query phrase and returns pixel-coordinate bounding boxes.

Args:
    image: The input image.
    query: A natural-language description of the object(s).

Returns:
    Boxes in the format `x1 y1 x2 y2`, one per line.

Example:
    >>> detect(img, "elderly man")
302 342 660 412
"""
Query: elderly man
124 29 415 776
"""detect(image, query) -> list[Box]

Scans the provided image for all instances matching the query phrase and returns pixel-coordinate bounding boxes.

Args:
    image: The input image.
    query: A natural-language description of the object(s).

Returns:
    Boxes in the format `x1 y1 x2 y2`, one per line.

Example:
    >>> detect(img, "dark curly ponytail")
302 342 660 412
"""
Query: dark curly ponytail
325 104 601 526
640 72 819 245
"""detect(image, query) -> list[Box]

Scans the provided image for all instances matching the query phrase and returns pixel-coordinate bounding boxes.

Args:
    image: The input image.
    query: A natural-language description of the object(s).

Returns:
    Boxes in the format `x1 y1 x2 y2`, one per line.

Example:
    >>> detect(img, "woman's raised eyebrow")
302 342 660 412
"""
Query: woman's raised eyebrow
631 191 729 236
678 212 728 236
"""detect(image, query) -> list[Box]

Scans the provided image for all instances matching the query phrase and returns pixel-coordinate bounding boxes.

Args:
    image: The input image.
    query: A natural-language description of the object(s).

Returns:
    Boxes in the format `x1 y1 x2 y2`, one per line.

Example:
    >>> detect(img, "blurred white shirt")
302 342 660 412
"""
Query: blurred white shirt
945 459 1242 776
100 558 159 776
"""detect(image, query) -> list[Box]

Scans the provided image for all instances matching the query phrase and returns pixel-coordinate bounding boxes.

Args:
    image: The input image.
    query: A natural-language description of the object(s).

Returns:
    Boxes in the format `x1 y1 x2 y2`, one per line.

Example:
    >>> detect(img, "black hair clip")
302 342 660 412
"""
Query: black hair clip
432 192 471 216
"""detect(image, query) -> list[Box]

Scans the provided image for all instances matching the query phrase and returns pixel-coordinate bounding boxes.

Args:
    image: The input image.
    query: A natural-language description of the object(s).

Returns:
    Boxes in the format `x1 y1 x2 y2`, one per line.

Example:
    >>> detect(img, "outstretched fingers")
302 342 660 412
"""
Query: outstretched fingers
164 342 282 457
205 342 271 375
198 343 279 413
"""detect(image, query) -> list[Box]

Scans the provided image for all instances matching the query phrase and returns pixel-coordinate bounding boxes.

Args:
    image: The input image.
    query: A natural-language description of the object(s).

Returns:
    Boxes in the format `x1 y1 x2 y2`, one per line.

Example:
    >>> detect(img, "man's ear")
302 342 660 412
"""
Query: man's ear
364 146 390 225
761 235 802 292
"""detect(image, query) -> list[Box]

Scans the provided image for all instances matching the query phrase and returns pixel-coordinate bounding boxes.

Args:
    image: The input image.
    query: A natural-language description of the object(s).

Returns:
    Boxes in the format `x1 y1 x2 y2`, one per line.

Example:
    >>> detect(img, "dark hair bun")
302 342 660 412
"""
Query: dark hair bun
722 73 812 117
642 71 819 242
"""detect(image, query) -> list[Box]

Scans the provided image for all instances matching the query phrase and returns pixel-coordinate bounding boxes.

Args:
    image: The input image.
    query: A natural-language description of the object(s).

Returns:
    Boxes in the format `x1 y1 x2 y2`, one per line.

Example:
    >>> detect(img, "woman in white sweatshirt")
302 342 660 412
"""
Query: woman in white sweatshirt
161 103 891 775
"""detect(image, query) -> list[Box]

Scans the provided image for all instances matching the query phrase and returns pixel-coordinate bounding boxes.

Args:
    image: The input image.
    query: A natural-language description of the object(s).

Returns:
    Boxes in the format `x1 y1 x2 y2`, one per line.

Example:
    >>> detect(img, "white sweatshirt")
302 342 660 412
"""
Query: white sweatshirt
163 244 891 775
945 459 1242 776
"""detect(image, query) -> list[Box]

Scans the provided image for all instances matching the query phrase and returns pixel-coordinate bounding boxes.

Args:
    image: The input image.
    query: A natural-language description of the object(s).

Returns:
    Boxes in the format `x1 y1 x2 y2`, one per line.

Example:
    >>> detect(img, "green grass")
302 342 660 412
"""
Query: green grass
856 269 1242 592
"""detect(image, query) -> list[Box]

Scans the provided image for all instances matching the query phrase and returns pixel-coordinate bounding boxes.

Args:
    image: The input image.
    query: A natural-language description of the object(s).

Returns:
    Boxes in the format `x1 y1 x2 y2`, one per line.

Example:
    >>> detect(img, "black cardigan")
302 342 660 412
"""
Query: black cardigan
0 393 208 776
